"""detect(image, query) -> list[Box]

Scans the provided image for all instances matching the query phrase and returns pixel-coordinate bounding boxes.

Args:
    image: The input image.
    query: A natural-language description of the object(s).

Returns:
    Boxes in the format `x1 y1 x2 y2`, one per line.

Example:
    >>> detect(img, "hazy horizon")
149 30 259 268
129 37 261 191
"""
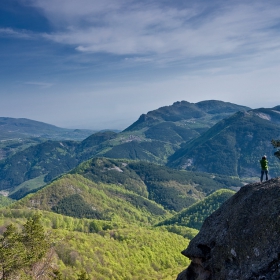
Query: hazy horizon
1 0 280 130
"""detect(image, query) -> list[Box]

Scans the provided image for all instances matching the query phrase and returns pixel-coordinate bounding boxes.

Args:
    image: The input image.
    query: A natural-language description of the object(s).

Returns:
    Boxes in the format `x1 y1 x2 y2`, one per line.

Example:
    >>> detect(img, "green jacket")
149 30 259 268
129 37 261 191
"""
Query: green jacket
260 159 268 171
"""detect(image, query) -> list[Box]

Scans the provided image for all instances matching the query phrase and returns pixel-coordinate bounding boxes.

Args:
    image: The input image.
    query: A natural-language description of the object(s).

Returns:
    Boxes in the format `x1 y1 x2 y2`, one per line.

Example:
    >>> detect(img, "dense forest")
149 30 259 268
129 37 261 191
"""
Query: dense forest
1 101 279 279
0 210 192 279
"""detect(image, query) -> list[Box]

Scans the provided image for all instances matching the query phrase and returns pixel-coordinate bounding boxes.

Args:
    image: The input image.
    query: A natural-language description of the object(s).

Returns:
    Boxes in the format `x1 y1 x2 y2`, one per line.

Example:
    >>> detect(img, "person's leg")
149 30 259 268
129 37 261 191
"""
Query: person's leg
261 170 264 182
265 170 268 181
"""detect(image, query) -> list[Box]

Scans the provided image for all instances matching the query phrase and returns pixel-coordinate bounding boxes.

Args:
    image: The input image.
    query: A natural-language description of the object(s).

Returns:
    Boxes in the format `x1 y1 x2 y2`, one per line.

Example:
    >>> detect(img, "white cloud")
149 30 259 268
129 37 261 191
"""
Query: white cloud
0 28 32 38
22 0 280 66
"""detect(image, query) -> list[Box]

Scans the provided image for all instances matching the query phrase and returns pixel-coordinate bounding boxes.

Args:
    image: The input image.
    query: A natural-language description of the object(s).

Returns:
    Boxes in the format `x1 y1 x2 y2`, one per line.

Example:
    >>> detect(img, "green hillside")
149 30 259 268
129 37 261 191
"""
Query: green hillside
157 189 235 230
71 158 242 211
0 195 14 208
168 109 280 178
0 209 189 280
0 140 79 191
0 117 95 163
0 159 238 279
0 100 249 192
1 174 236 279
0 137 45 161
99 100 249 163
13 173 169 225
0 131 118 193
12 158 242 221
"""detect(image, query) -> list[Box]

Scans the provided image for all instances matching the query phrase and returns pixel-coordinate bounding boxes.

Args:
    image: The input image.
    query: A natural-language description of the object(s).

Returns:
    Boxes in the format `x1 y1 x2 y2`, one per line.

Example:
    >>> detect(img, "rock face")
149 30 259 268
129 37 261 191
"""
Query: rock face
177 178 280 280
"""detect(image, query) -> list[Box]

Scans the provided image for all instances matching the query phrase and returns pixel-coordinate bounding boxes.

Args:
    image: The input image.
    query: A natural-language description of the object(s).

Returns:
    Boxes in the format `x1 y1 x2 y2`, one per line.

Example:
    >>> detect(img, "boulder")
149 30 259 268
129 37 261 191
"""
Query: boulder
177 178 280 280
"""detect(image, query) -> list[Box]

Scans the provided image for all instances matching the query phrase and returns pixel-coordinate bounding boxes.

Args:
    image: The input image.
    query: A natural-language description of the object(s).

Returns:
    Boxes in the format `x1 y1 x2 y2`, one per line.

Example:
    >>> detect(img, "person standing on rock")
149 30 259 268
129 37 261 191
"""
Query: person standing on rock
260 155 269 182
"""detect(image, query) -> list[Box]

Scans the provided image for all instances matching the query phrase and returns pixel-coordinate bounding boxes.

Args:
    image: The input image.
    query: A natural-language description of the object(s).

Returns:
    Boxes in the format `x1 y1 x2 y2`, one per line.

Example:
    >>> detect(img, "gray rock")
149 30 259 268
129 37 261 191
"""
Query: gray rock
177 178 280 280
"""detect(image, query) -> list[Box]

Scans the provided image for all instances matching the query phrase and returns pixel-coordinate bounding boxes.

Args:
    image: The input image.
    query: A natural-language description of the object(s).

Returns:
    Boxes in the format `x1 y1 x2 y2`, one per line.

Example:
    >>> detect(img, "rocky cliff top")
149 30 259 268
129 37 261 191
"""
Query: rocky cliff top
177 177 280 280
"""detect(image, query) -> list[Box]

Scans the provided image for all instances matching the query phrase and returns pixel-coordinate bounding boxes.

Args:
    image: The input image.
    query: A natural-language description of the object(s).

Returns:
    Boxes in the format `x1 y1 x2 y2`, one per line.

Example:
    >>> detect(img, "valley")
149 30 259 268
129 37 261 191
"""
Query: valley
0 100 280 279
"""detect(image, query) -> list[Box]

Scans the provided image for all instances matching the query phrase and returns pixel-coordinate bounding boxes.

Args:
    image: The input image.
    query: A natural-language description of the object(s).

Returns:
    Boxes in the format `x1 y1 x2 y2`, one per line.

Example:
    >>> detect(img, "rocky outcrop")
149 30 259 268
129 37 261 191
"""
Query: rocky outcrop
177 178 280 280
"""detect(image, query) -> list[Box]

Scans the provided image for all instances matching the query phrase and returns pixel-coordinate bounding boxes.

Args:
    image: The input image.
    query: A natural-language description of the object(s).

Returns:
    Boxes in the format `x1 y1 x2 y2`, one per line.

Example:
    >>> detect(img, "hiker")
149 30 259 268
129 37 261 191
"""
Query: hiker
260 155 268 182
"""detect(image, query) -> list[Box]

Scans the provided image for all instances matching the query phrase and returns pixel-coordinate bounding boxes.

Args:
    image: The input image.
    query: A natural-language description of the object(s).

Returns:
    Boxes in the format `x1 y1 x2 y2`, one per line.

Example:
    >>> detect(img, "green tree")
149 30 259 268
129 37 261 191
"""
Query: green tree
77 270 89 280
21 213 49 265
0 214 54 280
0 224 26 279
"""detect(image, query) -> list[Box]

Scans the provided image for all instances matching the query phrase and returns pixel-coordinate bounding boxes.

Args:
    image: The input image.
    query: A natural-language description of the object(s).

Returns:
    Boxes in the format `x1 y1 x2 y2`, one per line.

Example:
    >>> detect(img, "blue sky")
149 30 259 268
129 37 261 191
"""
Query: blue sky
1 0 280 130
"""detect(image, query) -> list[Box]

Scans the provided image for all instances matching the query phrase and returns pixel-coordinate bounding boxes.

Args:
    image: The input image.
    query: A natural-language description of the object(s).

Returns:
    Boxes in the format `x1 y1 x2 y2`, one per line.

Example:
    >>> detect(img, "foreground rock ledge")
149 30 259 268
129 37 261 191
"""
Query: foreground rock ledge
177 178 280 280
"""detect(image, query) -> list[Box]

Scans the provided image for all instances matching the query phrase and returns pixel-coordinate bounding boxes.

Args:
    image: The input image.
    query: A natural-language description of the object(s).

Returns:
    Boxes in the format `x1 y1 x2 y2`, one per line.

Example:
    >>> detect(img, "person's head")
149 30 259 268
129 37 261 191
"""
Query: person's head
262 155 267 160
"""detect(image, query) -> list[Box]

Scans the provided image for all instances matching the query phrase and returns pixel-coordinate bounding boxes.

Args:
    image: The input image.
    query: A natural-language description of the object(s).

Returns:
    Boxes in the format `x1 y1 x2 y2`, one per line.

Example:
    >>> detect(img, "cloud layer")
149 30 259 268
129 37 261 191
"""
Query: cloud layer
19 0 280 65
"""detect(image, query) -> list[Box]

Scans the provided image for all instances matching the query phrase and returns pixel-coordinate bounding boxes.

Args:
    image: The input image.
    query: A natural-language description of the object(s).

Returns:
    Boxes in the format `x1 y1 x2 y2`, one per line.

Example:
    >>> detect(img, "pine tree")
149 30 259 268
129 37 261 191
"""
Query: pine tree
0 224 26 279
21 213 49 265
0 214 54 279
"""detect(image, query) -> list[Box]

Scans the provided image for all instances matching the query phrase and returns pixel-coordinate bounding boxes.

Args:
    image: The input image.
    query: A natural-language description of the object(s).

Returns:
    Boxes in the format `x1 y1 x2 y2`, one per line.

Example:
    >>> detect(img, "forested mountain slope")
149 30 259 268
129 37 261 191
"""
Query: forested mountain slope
12 158 242 219
157 189 235 230
0 131 118 193
2 159 239 279
101 100 250 163
168 108 280 178
0 100 248 193
0 209 190 280
0 117 95 161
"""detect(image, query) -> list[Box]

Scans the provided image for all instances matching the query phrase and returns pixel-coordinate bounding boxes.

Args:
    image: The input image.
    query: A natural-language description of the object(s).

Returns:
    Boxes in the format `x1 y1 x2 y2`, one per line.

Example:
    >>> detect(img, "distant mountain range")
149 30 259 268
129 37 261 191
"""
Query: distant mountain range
1 99 280 198
101 100 250 163
0 117 95 140
0 117 95 160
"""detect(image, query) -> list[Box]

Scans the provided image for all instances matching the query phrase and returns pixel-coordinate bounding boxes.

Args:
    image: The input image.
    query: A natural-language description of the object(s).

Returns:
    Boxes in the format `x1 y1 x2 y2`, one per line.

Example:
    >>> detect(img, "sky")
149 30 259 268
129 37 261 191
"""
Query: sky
1 0 280 130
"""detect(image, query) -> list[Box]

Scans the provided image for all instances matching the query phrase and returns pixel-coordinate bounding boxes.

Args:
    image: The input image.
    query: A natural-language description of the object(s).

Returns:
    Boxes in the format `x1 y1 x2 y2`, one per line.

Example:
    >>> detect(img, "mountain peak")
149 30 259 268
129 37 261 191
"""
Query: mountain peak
177 177 280 280
124 100 250 131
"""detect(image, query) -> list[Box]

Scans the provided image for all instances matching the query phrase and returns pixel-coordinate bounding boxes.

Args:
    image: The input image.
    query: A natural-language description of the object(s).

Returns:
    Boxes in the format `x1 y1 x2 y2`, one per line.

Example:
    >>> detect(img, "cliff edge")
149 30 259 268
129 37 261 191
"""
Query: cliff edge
177 178 280 280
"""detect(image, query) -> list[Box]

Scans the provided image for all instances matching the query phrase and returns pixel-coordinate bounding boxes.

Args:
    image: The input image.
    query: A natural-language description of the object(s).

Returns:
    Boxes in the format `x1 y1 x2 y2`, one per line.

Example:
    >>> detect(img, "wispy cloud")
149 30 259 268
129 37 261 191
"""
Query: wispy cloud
0 28 32 39
25 82 54 88
20 0 280 67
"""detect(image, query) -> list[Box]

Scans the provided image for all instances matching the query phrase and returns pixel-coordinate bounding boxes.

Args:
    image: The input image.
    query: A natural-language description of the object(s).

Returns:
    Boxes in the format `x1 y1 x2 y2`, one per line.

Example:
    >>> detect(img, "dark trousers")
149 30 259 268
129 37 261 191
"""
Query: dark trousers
261 170 268 182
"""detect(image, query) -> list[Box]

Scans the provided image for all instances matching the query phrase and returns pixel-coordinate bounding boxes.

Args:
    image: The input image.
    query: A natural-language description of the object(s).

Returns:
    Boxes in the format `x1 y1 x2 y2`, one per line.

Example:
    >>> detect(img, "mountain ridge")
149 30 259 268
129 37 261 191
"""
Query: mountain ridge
0 117 95 141
168 108 280 178
12 158 242 220
0 100 249 193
